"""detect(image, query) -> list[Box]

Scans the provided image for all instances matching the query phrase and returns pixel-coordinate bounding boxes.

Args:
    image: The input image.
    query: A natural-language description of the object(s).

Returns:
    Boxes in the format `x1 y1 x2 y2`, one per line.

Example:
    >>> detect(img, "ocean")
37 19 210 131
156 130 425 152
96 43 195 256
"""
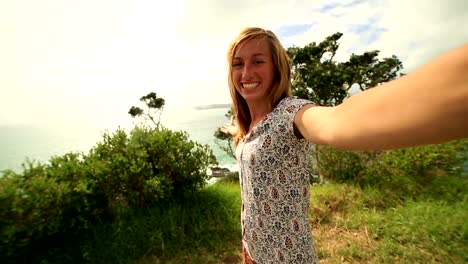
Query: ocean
0 106 238 174
3 107 466 176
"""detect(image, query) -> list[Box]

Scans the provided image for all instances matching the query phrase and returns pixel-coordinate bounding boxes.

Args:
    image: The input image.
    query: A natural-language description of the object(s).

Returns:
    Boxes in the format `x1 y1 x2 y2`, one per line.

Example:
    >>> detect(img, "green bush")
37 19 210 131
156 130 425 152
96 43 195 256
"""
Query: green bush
0 159 99 260
313 140 467 201
0 125 217 261
86 126 217 208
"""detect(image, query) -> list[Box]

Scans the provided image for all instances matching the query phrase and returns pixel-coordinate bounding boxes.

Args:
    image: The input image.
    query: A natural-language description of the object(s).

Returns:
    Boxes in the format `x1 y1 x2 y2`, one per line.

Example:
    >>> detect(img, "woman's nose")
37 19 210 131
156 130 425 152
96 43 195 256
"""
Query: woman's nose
242 64 253 79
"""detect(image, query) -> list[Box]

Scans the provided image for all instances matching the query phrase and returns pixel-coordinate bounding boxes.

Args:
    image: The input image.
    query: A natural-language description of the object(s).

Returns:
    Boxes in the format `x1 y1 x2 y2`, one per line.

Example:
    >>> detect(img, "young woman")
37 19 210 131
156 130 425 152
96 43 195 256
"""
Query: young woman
222 27 468 263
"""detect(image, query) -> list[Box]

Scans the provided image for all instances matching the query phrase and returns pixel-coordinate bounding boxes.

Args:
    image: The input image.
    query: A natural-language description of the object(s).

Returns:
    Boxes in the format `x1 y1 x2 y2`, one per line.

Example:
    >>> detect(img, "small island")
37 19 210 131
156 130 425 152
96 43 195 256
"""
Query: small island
193 103 231 110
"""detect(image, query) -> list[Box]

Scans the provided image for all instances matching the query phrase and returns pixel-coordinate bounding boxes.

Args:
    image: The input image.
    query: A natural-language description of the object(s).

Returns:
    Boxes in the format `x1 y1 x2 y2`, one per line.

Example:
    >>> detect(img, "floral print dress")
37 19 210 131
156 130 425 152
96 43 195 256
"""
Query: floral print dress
236 96 320 263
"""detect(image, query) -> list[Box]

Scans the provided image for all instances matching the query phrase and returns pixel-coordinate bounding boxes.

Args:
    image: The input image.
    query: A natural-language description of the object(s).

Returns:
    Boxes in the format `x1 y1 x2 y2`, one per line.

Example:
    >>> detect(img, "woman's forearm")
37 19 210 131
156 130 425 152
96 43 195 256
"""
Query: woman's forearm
327 43 468 150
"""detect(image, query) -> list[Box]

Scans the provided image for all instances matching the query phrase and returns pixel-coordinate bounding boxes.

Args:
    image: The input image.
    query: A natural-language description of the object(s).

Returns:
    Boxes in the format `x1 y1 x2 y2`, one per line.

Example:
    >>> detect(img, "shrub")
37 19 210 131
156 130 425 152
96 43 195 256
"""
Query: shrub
313 140 467 201
86 126 217 208
0 160 96 260
127 125 218 201
0 125 218 261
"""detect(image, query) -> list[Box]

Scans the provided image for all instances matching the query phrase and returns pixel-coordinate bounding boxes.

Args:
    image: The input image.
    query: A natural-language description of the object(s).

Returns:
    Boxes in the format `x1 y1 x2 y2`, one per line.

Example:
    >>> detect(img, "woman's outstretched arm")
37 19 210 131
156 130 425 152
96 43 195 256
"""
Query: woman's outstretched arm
295 43 468 150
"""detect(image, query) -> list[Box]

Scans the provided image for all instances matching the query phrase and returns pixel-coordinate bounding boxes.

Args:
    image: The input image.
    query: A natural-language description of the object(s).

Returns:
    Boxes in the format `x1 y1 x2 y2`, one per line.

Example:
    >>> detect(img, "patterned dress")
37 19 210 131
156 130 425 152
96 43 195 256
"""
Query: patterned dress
236 96 320 263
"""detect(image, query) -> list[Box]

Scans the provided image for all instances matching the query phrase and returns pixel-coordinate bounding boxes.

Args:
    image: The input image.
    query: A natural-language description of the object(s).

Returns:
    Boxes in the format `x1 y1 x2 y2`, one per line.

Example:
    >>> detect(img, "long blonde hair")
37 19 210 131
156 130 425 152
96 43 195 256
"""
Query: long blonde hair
227 27 292 146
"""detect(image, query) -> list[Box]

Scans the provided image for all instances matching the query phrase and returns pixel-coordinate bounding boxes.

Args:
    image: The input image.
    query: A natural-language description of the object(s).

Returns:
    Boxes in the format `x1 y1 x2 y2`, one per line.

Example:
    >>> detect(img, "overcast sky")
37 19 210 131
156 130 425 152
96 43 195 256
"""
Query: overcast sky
1 0 467 131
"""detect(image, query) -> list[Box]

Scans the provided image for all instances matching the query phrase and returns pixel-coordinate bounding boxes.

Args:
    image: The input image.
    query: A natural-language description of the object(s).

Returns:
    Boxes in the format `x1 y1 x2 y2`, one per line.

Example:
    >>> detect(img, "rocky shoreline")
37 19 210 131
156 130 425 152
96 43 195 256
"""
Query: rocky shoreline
210 166 232 177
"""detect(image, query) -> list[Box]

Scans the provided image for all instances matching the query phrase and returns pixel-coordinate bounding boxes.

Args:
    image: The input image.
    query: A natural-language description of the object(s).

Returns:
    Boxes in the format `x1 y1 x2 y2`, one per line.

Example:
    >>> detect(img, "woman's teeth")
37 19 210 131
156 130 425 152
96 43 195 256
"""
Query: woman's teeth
243 83 259 89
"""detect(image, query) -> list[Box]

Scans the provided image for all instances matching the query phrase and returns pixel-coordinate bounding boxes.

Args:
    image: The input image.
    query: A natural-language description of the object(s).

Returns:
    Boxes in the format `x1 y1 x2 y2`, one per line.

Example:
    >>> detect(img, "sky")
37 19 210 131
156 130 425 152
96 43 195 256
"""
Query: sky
1 0 467 132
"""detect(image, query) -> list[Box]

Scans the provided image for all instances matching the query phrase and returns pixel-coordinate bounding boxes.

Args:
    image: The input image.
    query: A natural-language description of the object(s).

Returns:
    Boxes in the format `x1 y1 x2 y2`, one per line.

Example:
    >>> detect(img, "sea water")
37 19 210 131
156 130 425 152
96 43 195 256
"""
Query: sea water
2 107 467 176
0 106 237 174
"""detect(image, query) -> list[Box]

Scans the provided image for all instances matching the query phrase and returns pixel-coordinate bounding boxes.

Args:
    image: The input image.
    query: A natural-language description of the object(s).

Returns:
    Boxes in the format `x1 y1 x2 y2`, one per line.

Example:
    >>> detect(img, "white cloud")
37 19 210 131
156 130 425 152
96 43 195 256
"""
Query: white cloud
282 0 467 70
372 0 468 70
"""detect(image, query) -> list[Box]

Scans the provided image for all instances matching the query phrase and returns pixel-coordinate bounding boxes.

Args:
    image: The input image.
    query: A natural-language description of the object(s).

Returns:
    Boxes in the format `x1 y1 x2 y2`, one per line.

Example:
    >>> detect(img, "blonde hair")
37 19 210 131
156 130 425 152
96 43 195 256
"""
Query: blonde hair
227 27 292 146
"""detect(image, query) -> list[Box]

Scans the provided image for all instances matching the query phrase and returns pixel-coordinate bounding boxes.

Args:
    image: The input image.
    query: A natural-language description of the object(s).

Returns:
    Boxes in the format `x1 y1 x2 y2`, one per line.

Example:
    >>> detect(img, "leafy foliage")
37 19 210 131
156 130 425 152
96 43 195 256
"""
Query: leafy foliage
313 140 468 203
129 92 166 127
0 158 106 261
288 32 403 106
0 92 218 262
213 109 236 159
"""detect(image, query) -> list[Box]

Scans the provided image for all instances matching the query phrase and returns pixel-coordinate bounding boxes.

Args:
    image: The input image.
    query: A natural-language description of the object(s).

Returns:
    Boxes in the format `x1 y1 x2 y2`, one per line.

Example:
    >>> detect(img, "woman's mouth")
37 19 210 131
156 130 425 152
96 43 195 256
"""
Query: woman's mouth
242 82 260 89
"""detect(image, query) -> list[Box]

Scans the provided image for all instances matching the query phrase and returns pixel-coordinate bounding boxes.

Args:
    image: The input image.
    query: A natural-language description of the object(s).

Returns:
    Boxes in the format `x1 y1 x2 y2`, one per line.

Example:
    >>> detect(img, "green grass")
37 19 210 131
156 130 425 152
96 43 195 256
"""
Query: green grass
81 182 242 264
4 182 242 264
310 175 468 264
368 200 467 263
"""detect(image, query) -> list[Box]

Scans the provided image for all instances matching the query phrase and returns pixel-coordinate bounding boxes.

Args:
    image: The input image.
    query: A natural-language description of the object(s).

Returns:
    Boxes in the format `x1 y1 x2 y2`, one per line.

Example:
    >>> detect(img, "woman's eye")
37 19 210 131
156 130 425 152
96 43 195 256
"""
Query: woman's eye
255 60 265 64
232 62 243 68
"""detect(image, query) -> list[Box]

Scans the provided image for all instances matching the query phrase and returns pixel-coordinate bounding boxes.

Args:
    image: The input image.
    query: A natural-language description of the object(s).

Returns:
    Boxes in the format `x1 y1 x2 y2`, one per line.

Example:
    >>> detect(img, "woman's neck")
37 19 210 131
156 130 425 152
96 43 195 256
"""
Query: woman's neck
247 101 271 132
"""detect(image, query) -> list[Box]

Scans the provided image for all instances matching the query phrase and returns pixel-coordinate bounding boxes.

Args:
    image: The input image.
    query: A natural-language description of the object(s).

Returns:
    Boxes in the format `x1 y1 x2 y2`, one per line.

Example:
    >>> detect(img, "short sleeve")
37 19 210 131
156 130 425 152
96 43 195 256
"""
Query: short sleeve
274 96 314 136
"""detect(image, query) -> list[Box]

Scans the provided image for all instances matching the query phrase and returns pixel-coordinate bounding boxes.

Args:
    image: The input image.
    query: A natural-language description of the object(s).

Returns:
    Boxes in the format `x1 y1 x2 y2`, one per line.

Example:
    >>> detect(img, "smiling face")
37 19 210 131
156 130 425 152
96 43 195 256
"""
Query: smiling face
231 37 275 106
226 27 292 145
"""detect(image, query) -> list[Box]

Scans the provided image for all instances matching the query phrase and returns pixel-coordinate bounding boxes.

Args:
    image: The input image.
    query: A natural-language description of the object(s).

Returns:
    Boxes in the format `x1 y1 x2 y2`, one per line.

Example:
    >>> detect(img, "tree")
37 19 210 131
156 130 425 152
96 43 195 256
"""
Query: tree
288 32 404 106
213 109 236 159
127 92 218 199
287 33 405 182
129 92 165 127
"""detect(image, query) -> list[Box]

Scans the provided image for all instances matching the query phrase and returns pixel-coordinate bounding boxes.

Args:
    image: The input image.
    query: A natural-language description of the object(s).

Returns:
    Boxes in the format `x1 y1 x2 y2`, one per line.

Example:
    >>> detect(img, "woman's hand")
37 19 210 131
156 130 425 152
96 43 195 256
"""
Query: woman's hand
221 116 238 136
221 123 238 136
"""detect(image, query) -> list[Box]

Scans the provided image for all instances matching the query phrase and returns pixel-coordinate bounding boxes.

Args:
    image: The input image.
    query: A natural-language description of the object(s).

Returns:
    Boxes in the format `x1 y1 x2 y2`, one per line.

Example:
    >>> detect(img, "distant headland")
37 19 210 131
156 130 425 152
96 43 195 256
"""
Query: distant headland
193 104 231 110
